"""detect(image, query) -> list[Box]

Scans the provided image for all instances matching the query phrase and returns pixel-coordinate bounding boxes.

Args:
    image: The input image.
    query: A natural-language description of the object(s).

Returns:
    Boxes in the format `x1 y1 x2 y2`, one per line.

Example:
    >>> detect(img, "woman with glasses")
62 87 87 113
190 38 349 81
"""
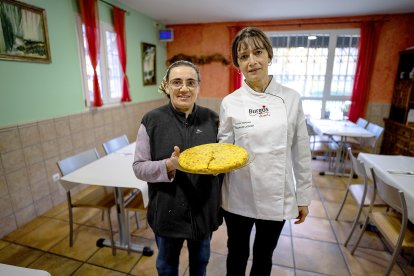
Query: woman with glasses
133 60 222 276
218 27 312 275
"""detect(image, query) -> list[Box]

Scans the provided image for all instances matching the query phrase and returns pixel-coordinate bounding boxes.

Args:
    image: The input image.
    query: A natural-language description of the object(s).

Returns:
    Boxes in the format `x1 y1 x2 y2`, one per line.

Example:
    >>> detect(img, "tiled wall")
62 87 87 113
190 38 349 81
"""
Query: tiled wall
0 99 167 238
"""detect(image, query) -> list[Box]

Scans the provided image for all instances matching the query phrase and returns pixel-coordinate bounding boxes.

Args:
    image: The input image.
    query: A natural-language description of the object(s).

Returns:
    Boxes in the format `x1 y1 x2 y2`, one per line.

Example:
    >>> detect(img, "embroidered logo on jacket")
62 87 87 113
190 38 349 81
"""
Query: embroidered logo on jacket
195 129 203 134
249 105 270 117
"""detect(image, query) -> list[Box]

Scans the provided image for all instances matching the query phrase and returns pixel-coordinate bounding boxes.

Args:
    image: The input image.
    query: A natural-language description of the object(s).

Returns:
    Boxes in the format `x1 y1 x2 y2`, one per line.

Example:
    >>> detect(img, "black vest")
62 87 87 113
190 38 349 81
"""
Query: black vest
142 102 222 240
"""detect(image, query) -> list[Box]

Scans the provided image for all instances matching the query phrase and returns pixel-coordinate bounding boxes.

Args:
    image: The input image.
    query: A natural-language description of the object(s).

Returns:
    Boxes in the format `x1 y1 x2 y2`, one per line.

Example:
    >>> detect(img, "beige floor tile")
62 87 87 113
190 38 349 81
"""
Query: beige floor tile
73 263 126 275
341 245 406 276
41 201 67 218
291 217 337 243
313 175 346 190
49 225 107 261
88 246 141 273
311 187 321 201
281 220 291 235
15 218 69 251
210 224 228 254
293 237 349 275
130 218 155 240
319 187 352 203
0 243 44 267
330 220 385 250
308 199 327 219
206 252 226 276
245 260 295 276
272 234 294 267
28 252 82 275
295 269 328 276
324 200 362 221
3 216 50 242
0 239 10 250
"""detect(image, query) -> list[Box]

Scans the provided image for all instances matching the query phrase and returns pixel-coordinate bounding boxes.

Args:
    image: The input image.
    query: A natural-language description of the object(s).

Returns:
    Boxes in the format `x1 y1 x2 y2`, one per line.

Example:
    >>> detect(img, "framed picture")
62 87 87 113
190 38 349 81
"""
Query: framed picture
141 42 156 85
0 0 51 63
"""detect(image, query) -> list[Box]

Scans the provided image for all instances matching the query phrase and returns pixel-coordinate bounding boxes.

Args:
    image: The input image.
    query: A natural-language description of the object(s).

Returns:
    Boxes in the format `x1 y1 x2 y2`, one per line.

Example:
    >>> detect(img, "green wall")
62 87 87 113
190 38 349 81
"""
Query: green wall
0 0 166 127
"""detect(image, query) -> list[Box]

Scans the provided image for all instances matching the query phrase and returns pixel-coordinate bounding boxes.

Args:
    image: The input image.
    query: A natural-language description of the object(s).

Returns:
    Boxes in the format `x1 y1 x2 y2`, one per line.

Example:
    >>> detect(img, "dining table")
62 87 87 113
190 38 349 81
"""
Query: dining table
0 263 51 276
358 153 414 224
308 118 374 176
59 143 153 256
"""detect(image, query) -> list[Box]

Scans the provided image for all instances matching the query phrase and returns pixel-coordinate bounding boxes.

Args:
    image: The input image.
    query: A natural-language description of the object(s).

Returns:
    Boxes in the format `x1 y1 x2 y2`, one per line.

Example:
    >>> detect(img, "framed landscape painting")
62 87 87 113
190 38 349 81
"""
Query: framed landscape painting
0 0 51 63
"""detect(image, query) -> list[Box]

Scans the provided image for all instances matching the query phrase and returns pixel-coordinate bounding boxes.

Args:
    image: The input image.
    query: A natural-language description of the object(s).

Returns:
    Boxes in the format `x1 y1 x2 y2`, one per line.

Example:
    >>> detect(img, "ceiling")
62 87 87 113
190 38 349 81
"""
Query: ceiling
117 0 414 25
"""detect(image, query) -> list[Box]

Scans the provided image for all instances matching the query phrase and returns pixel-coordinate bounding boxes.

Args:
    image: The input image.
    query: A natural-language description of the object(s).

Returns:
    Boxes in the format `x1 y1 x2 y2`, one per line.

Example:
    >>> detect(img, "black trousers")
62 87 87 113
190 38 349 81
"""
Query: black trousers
223 209 285 276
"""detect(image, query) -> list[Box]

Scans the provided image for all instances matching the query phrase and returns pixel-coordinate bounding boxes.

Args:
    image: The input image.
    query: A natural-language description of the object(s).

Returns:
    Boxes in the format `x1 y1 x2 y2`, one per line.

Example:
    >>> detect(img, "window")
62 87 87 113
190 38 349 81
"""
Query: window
266 29 360 119
78 20 122 106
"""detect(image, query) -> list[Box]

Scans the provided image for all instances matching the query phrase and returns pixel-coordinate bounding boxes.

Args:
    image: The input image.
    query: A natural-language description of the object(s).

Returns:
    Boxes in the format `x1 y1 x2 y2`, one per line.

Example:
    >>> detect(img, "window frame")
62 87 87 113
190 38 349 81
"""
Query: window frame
266 28 360 119
77 17 122 107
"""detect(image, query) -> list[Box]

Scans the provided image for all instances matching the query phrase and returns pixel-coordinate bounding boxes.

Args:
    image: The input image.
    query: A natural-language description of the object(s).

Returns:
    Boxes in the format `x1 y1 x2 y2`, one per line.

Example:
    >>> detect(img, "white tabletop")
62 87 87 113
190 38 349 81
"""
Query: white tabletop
0 264 51 276
60 143 148 207
309 119 374 138
358 153 414 223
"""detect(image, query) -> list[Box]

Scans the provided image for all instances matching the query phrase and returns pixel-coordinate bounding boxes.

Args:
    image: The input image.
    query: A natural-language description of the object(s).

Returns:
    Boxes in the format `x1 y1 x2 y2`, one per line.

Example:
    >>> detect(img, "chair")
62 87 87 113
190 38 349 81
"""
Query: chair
350 168 414 275
57 148 116 255
102 134 129 154
305 117 332 159
356 117 369 128
124 190 148 253
351 122 384 154
335 147 386 247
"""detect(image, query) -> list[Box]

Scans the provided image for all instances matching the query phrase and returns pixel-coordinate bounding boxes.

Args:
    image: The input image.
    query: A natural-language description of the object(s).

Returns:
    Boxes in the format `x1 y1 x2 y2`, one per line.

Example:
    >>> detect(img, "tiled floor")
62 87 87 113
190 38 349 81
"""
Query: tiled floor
1 159 414 275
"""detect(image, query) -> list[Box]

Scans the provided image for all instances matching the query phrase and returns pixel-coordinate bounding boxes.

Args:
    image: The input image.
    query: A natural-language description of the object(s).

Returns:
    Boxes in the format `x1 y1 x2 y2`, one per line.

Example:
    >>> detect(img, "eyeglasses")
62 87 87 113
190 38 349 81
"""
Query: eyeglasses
169 78 199 90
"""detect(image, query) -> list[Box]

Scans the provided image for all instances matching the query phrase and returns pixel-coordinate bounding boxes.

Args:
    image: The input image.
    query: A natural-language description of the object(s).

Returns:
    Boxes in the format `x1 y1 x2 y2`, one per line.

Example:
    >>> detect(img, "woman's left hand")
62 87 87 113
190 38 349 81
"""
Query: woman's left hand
294 206 309 224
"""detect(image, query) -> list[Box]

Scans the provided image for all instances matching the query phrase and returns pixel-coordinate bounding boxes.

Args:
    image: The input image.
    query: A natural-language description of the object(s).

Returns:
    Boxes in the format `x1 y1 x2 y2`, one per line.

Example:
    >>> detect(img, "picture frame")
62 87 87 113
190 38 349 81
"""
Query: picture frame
0 0 51 63
141 42 156 86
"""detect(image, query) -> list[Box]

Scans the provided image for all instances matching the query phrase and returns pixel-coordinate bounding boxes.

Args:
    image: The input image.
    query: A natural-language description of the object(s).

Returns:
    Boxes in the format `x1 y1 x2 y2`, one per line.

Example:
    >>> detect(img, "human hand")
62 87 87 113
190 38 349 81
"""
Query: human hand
294 206 309 224
166 146 180 172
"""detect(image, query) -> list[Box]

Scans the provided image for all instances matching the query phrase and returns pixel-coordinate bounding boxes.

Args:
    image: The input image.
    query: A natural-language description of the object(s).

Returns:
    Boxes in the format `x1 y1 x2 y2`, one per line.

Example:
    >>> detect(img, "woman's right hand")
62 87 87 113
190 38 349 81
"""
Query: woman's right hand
166 146 180 172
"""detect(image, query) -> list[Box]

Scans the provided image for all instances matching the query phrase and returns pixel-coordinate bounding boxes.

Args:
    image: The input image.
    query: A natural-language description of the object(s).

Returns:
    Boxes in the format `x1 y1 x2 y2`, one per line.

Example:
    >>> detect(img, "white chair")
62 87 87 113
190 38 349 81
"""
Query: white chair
306 117 332 159
356 117 369 128
102 134 129 154
102 134 136 202
335 147 385 247
57 148 116 255
350 167 414 275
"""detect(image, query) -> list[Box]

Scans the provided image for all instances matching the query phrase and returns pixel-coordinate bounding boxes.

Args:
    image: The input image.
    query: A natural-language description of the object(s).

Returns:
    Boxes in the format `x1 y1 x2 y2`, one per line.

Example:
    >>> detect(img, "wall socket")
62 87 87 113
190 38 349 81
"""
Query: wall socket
52 173 60 182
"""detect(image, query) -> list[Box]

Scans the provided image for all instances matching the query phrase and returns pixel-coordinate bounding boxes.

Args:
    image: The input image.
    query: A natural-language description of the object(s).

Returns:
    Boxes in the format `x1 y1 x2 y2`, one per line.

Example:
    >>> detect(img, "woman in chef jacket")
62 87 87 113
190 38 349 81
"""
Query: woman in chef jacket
218 27 312 276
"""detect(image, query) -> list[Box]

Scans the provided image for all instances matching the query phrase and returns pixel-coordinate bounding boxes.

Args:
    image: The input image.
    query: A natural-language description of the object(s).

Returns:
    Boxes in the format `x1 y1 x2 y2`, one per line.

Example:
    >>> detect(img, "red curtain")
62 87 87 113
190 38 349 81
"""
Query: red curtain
228 26 243 93
79 0 103 107
113 7 131 102
348 22 379 122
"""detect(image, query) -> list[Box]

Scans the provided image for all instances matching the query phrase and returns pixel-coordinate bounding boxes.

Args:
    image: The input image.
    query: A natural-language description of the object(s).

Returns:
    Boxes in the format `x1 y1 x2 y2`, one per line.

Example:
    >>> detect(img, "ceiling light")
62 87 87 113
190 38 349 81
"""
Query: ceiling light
308 35 317 40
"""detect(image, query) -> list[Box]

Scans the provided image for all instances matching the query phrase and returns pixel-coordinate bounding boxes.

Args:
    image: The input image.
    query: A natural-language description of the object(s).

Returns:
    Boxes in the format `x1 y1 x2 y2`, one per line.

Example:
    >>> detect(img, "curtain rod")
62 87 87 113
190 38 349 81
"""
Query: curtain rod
98 0 129 15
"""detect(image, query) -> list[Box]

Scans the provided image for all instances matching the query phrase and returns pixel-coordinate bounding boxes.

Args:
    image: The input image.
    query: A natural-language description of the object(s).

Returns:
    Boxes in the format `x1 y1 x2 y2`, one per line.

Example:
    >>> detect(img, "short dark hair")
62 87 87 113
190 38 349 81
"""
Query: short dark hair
231 27 273 68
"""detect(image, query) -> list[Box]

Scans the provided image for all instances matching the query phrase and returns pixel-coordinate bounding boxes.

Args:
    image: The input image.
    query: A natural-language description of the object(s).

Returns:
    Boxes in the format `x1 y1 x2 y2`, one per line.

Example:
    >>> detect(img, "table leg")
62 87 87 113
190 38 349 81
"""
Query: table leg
319 137 354 177
96 187 153 256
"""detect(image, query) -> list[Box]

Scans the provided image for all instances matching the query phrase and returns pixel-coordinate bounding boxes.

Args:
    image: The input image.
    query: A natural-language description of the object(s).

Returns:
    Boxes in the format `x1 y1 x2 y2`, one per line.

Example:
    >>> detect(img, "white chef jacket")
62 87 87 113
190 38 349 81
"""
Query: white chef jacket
218 77 312 221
